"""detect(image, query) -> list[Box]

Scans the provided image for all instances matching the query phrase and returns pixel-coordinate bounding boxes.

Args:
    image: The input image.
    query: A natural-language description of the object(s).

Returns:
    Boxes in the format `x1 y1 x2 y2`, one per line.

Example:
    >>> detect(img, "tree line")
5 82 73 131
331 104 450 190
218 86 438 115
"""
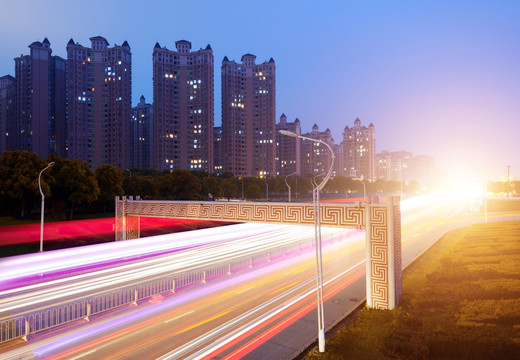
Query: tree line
0 150 421 220
487 180 519 196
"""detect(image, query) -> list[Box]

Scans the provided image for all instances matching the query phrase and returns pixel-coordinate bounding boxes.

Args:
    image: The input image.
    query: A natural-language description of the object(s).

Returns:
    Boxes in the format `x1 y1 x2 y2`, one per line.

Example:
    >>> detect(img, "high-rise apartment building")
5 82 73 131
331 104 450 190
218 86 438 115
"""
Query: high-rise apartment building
408 154 435 185
332 143 344 177
300 124 335 176
222 54 276 178
12 39 66 158
213 126 223 174
276 113 301 176
376 151 393 181
152 40 214 172
0 75 15 153
342 118 375 180
66 36 132 169
131 95 153 169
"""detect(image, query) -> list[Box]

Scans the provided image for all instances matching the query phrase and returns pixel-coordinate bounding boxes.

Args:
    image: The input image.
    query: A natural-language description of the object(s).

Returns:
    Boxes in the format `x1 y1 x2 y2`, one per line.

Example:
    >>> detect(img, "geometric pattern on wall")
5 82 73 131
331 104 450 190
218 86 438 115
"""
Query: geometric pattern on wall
393 200 403 304
368 205 389 309
115 197 401 310
121 200 366 229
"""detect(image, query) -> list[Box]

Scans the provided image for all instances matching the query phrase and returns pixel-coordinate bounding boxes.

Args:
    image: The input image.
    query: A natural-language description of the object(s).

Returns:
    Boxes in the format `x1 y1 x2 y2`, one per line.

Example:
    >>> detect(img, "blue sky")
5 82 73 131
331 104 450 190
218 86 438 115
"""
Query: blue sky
1 0 519 180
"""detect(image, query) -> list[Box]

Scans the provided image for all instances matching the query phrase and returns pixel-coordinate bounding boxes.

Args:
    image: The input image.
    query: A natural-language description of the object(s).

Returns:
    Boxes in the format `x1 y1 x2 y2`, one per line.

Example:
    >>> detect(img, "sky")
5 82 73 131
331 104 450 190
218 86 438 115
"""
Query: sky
1 0 519 181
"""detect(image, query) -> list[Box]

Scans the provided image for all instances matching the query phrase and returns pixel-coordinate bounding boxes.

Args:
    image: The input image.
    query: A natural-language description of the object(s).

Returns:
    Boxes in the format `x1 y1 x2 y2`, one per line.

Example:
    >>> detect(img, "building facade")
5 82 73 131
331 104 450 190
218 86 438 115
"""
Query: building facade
152 40 214 172
332 143 343 177
300 124 335 177
66 36 132 169
342 118 375 180
131 95 153 169
276 113 301 176
408 154 435 184
0 75 15 153
221 54 276 178
213 126 223 174
12 39 66 158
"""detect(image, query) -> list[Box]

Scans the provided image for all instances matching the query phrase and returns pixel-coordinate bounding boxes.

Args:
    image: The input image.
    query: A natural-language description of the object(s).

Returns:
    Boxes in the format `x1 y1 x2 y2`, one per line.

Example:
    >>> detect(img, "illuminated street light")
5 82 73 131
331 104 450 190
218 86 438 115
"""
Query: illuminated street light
280 129 335 353
39 161 55 252
285 171 297 202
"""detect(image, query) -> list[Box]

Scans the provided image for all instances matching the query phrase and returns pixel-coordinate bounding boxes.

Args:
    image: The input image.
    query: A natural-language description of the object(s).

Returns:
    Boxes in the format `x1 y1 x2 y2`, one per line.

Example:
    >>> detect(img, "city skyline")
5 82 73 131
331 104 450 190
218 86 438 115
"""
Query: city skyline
1 0 519 181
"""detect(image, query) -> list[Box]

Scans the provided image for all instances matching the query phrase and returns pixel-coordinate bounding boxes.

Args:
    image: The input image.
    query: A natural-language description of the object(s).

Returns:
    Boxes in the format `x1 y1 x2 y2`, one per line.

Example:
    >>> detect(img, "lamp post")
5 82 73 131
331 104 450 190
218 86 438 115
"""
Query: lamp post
39 161 55 252
264 177 269 201
239 176 244 200
285 171 297 202
360 175 367 202
280 130 334 353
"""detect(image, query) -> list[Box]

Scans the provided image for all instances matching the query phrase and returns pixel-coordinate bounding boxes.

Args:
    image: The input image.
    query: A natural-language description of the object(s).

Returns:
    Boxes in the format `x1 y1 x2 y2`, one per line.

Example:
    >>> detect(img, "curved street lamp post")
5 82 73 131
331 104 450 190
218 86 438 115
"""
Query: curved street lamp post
279 130 335 353
285 171 298 202
39 161 55 252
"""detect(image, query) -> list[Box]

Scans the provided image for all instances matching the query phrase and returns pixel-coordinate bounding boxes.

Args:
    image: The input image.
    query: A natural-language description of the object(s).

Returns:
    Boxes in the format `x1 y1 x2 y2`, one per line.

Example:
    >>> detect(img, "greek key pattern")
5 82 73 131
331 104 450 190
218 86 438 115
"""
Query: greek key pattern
115 197 401 310
369 205 389 309
393 202 402 303
126 216 140 240
115 198 124 241
120 200 366 228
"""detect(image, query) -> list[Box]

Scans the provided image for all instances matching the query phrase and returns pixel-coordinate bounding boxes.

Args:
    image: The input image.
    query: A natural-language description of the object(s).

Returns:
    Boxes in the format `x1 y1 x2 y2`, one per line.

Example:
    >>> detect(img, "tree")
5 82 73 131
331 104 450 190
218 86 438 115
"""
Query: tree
0 151 49 217
406 180 420 196
221 178 238 200
50 157 100 219
203 176 221 200
245 184 262 200
95 164 124 212
272 176 288 196
154 169 202 200
123 175 155 198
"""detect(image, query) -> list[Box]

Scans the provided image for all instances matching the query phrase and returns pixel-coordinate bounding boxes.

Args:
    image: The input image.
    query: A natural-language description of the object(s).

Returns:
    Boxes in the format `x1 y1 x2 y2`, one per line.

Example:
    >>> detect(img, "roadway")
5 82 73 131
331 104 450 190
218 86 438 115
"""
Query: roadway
1 194 518 360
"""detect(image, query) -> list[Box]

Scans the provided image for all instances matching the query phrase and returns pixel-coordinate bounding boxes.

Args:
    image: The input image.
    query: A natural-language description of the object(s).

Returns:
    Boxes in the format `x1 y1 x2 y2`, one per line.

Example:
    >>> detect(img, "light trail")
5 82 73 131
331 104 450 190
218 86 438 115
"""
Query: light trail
1 195 502 360
2 226 346 315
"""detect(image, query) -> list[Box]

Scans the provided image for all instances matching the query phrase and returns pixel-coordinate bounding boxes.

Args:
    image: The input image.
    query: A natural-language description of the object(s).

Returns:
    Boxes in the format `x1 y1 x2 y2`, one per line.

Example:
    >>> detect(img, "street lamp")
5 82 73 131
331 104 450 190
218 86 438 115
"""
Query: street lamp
280 130 335 353
360 175 367 202
265 177 269 201
285 171 297 202
39 161 55 252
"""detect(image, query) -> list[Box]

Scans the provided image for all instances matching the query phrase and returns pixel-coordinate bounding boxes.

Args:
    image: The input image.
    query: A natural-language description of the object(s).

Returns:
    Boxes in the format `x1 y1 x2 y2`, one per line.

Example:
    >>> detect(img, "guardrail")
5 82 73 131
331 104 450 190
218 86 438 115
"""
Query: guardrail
1 229 345 344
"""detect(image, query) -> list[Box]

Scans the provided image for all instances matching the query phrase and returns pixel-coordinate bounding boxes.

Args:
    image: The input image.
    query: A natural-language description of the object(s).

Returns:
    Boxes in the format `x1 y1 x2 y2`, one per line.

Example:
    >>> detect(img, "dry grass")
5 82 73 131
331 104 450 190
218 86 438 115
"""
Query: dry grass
304 221 520 360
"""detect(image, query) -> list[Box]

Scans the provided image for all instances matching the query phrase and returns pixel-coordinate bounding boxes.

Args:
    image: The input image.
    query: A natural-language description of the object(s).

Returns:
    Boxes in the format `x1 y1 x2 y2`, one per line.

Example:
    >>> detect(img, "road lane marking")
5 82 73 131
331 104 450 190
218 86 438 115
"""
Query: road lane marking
448 206 466 218
68 349 97 360
236 285 255 295
174 309 233 335
165 310 195 323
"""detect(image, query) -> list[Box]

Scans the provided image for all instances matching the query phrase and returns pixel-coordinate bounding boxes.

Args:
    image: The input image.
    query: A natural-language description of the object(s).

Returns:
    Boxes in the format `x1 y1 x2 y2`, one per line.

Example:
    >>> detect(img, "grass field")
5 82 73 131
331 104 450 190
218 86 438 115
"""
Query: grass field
304 221 520 360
